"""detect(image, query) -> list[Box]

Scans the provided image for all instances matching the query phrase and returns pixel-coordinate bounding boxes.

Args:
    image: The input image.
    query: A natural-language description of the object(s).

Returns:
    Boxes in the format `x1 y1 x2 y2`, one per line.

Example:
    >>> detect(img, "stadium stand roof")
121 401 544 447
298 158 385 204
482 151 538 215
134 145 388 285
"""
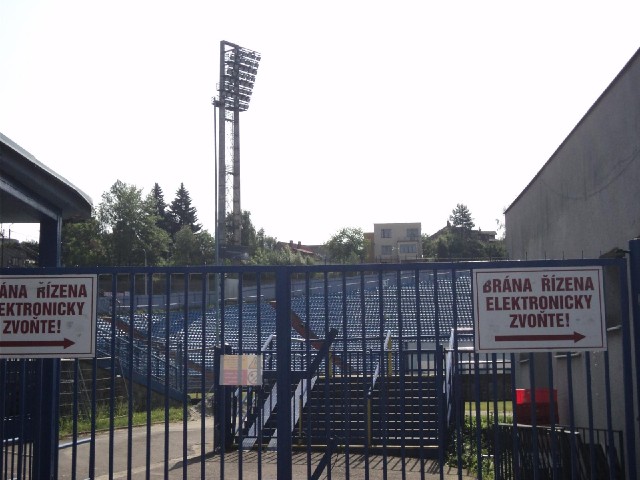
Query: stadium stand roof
0 131 92 224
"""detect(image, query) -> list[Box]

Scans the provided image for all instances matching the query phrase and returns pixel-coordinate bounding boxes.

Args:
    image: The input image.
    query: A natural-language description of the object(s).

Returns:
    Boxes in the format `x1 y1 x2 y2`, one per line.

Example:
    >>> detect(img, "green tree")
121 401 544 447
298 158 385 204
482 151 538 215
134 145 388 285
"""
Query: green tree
250 245 314 266
325 227 367 264
449 204 475 230
256 228 278 251
436 236 450 259
421 233 436 259
98 180 170 266
485 239 507 259
251 228 311 265
149 183 173 233
224 210 259 253
62 216 108 266
19 240 40 267
432 230 485 260
168 183 201 236
170 226 215 265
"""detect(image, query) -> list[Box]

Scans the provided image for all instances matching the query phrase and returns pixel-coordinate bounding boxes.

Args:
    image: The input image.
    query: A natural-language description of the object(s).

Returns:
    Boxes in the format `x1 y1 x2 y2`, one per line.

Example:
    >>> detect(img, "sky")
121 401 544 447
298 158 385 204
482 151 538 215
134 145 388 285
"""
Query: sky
1 1 640 245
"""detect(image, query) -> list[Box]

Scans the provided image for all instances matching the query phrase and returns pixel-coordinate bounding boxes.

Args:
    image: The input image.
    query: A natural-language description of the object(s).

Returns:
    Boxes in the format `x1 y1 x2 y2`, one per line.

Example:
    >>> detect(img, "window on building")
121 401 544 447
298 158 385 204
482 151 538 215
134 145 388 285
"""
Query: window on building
399 244 417 254
406 228 419 239
381 229 392 239
381 245 393 255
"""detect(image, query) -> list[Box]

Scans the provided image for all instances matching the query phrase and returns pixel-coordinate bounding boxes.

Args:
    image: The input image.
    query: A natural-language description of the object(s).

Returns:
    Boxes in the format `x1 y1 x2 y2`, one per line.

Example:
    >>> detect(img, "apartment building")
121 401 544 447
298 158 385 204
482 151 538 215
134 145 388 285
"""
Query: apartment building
373 222 422 262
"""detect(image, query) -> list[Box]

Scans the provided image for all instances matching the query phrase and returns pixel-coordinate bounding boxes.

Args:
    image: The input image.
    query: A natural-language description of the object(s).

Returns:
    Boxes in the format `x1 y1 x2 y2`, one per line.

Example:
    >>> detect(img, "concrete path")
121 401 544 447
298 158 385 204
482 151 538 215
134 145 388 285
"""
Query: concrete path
57 419 475 479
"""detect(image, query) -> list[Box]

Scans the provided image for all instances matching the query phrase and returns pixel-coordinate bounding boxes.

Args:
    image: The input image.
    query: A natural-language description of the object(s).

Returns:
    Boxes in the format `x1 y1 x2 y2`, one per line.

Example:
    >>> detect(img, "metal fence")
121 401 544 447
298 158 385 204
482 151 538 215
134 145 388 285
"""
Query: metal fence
0 257 636 479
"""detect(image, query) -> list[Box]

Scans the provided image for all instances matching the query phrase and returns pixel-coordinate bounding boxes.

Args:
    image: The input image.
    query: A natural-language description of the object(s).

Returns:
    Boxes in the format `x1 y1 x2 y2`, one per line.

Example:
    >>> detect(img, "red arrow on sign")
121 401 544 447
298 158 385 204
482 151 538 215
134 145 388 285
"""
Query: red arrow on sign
495 332 586 343
0 338 75 349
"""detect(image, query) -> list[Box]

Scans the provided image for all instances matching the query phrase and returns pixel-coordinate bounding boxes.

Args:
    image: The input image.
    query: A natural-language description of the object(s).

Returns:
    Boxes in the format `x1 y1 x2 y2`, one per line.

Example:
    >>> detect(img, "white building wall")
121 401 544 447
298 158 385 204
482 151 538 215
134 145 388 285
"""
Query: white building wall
373 222 422 262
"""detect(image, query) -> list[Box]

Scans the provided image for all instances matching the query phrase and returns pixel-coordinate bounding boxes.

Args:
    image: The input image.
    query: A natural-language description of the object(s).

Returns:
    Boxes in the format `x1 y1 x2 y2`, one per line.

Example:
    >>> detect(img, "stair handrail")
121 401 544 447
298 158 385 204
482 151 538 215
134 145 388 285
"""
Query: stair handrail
444 331 455 425
267 375 318 450
368 351 381 399
265 329 337 449
261 333 277 367
384 329 393 377
445 327 473 425
96 323 182 394
364 332 389 446
367 329 391 398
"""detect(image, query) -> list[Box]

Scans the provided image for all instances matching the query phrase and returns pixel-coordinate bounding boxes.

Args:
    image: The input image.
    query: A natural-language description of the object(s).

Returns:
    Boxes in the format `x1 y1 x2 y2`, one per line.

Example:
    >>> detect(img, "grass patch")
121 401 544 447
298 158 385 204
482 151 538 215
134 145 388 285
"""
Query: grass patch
447 410 514 480
462 400 513 424
59 403 184 438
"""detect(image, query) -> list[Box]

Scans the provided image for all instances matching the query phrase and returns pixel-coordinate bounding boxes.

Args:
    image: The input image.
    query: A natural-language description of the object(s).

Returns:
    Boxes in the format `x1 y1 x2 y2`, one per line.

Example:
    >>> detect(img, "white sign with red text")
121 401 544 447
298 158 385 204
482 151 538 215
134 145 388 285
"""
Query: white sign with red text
473 267 606 353
0 275 97 358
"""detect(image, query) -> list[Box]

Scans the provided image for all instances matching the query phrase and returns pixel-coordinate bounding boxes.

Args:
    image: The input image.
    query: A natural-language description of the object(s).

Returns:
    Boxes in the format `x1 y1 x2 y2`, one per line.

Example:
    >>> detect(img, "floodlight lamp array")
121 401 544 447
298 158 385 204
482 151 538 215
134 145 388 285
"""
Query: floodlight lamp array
221 46 261 112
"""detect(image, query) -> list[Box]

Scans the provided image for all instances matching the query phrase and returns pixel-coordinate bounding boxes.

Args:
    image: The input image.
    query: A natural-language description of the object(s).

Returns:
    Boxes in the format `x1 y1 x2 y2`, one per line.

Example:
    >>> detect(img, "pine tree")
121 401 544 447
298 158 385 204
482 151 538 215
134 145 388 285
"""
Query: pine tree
149 183 172 233
169 183 202 234
449 204 475 230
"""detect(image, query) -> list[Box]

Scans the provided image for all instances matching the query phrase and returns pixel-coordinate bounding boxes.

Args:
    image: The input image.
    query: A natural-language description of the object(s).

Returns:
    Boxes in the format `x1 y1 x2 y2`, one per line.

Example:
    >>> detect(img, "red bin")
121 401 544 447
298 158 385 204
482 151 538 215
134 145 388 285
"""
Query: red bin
515 388 558 425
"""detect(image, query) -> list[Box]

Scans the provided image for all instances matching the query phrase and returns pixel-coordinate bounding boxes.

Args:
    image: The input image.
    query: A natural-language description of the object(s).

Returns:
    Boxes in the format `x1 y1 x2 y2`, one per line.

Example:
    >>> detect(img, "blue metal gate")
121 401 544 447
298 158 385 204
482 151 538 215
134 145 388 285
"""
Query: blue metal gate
0 255 636 479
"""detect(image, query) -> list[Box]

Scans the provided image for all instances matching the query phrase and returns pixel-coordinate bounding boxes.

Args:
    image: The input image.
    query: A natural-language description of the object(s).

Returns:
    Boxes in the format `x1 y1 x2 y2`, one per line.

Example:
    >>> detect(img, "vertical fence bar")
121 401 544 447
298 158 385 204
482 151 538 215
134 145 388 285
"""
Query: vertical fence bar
109 273 118 480
378 269 388 478
340 272 350 479
509 353 522 480
491 352 500 480
200 272 207 480
415 268 426 480
396 269 407 477
618 257 637 479
237 273 244 480
182 274 190 480
603 349 617 479
585 352 596 479
146 272 153 480
566 353 578 479
546 351 558 479
473 352 482 480
305 271 313 480
629 239 640 442
17 361 26 480
276 267 292 480
449 268 460 480
323 270 331 480
127 274 135 479
360 271 371 480
0 360 5 478
163 273 171 480
528 353 539 480
256 272 263 480
89 354 98 480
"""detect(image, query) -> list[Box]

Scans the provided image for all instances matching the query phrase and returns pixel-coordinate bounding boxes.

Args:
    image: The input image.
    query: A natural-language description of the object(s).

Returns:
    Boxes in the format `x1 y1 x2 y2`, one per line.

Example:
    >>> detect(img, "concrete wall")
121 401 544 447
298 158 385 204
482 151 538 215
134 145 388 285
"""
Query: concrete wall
504 47 640 465
506 50 640 260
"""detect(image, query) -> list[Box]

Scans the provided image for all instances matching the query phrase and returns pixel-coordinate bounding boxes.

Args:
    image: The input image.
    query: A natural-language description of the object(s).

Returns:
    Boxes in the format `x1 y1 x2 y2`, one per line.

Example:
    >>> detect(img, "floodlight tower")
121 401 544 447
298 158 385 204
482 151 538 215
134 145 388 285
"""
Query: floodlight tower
214 41 261 255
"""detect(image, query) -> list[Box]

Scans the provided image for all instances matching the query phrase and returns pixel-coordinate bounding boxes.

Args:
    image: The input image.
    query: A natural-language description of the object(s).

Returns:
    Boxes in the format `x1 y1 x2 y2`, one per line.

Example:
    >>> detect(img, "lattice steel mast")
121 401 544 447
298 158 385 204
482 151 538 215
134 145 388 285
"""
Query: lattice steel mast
213 41 261 256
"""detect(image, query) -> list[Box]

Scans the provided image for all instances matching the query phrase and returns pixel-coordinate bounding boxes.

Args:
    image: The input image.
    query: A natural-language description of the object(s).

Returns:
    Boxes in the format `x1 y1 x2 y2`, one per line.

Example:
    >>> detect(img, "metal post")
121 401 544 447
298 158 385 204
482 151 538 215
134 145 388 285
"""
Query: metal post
628 240 640 418
625 240 640 478
276 268 292 479
232 109 241 245
31 217 62 479
217 41 227 254
213 344 233 453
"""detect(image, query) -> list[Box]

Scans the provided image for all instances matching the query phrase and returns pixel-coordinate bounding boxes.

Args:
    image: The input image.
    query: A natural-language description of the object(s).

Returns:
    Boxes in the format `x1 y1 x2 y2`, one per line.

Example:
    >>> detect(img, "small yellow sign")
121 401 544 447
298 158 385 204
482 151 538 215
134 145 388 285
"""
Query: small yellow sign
220 354 263 386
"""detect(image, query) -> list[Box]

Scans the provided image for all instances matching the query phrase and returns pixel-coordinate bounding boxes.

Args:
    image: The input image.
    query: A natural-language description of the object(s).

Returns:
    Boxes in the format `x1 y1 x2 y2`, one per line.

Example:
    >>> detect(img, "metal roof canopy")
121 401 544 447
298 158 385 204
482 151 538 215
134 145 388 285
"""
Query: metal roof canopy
0 132 93 478
0 131 92 225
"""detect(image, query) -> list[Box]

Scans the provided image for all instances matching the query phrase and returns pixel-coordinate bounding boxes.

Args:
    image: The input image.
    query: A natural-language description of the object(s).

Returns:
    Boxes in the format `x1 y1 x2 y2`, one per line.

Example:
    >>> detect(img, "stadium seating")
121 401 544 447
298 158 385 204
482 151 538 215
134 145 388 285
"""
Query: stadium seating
95 271 475 393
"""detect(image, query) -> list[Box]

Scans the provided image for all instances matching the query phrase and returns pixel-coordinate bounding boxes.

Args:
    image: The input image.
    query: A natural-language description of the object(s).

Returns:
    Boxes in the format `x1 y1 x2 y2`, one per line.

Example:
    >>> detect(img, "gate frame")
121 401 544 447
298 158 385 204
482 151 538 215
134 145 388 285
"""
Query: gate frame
1 254 637 479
